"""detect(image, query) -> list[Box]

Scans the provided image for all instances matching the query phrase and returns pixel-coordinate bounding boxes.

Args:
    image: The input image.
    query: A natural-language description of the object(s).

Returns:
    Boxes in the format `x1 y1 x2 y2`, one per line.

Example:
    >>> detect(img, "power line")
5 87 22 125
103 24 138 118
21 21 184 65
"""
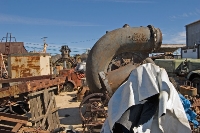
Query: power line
25 38 99 46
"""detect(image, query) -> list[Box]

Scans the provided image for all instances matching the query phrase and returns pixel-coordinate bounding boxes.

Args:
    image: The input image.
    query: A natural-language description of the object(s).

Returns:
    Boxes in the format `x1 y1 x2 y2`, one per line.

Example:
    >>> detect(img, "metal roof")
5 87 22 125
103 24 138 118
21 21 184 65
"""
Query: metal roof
153 44 186 53
185 20 200 27
0 42 28 55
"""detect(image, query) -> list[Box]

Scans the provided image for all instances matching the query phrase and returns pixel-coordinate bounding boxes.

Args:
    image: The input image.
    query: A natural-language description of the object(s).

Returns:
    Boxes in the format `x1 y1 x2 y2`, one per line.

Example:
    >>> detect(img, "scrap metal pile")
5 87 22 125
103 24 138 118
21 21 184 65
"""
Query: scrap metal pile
0 75 66 133
1 24 200 132
178 81 200 132
184 94 200 132
79 24 163 132
0 33 89 132
0 43 84 132
0 75 66 114
78 24 200 133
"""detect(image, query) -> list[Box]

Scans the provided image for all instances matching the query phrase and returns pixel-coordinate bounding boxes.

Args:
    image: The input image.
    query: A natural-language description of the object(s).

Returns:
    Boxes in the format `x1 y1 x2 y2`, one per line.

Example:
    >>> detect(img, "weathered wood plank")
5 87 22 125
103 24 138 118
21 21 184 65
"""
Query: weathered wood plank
50 90 56 130
29 96 36 124
36 94 43 126
41 97 54 129
33 96 40 128
11 123 22 132
29 107 58 123
28 87 60 131
51 91 60 128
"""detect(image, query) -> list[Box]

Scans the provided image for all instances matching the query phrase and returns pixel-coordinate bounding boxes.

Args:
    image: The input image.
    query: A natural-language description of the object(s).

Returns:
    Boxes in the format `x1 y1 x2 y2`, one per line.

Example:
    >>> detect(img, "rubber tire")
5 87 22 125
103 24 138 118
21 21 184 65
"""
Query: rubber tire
64 82 74 92
192 77 200 94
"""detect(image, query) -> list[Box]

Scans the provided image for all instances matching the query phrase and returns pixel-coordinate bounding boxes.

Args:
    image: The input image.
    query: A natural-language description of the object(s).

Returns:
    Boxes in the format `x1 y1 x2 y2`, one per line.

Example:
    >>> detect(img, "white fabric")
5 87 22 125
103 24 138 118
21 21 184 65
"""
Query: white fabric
101 63 191 133
75 61 86 72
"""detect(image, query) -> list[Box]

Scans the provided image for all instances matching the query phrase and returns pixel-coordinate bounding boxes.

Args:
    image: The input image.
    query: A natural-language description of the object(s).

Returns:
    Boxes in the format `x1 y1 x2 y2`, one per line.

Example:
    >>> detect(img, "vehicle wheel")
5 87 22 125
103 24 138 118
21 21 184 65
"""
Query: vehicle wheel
192 77 200 94
169 77 178 91
64 82 74 92
79 93 109 129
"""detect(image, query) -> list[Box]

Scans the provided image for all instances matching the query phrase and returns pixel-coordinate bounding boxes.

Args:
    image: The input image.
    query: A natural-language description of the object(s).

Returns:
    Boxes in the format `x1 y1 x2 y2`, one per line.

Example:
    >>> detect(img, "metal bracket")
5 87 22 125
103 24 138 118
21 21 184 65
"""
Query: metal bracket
98 71 113 95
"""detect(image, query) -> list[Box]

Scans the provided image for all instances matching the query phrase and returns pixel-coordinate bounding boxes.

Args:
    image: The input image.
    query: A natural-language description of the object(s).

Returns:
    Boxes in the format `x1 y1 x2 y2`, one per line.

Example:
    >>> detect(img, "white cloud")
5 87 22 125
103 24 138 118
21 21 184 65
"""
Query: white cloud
169 9 200 21
0 13 99 26
163 31 186 44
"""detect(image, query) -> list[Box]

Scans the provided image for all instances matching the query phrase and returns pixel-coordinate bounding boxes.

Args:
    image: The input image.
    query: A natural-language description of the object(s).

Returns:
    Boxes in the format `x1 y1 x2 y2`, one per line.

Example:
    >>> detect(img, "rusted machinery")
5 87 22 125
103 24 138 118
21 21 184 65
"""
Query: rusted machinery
0 34 88 132
0 76 66 132
54 45 74 69
0 42 87 132
86 24 162 94
60 69 84 92
0 52 61 113
0 52 67 132
79 24 162 132
52 45 85 92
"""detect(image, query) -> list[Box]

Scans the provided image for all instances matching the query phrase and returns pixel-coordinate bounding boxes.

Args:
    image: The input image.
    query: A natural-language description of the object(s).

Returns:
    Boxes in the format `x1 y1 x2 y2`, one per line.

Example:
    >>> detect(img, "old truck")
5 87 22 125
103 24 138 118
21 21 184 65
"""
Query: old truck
154 58 200 93
52 45 86 92
59 65 85 92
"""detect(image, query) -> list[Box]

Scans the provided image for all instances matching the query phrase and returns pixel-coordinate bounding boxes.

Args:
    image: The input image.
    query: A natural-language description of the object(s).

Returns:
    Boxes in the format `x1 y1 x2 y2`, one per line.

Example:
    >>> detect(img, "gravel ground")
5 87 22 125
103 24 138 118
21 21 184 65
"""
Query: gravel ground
55 91 84 132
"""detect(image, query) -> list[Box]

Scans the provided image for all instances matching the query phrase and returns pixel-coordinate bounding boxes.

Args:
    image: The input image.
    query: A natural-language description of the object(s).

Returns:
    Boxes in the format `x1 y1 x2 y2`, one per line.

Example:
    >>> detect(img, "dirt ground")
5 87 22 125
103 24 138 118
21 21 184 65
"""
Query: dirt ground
55 91 84 132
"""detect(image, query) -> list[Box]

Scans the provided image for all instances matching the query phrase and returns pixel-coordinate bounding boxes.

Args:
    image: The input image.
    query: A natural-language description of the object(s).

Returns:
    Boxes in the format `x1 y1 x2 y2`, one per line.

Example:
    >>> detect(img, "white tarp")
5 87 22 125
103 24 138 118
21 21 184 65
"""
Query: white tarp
101 63 191 133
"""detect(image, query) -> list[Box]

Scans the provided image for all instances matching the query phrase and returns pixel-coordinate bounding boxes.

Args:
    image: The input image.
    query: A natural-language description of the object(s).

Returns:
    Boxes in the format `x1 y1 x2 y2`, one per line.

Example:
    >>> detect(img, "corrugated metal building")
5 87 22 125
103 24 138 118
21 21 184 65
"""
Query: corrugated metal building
186 20 200 47
181 20 200 58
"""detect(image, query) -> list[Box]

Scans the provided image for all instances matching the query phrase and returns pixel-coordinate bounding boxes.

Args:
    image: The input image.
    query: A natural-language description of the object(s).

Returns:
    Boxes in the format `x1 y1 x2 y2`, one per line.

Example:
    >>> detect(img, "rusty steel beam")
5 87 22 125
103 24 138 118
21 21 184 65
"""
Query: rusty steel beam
86 25 162 93
0 75 52 83
0 76 66 98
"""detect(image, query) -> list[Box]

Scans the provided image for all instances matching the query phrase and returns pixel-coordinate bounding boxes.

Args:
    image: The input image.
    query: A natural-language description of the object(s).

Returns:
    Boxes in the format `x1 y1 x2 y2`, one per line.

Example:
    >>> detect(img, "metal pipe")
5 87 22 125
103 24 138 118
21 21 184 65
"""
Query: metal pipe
86 25 162 93
63 60 67 69
99 58 156 94
106 63 139 93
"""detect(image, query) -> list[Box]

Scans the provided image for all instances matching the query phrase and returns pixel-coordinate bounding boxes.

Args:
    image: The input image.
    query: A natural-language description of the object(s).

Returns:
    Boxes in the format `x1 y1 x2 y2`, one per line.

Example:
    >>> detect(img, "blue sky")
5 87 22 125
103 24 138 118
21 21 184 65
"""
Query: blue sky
0 0 200 56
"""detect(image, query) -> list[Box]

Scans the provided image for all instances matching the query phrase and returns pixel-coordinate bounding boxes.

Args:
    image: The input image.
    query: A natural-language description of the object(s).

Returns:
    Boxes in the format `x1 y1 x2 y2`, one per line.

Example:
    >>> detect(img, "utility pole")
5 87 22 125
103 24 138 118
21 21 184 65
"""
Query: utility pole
1 33 16 42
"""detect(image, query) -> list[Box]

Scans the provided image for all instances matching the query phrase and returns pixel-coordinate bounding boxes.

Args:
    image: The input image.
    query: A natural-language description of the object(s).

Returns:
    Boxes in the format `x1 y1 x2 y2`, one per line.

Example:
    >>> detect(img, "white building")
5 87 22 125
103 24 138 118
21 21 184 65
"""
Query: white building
186 20 200 47
181 20 200 58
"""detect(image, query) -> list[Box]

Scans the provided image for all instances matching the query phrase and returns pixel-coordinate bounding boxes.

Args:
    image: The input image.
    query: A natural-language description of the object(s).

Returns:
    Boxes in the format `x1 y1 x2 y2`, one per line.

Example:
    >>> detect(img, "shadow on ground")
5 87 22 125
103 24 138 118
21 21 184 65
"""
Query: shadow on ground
58 107 82 125
66 93 77 97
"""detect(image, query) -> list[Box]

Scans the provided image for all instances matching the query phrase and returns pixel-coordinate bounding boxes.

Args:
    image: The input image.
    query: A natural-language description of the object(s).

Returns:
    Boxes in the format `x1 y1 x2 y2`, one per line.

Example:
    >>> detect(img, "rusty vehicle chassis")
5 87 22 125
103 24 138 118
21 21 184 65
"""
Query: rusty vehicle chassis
0 75 66 99
0 75 66 112
0 75 66 132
